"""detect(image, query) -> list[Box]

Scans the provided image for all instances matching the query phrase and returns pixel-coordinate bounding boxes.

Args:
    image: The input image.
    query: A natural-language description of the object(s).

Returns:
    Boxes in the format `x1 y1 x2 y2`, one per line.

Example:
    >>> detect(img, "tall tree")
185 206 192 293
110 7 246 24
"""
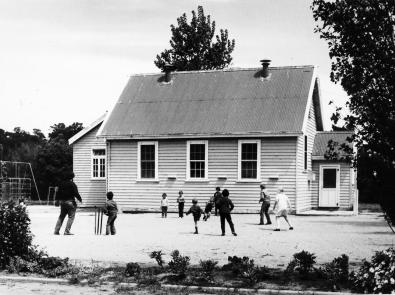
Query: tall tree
154 6 235 71
312 1 395 227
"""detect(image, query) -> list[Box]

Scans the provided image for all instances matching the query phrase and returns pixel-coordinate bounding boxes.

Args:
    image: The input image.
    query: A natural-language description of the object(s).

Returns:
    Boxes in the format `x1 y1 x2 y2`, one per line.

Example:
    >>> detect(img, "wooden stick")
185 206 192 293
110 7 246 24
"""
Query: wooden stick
100 209 103 235
94 207 97 234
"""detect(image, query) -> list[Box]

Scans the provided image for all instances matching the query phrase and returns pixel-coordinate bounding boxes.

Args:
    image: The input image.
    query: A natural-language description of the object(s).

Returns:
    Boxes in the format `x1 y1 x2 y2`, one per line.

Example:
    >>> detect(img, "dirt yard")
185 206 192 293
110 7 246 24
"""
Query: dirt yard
28 206 394 268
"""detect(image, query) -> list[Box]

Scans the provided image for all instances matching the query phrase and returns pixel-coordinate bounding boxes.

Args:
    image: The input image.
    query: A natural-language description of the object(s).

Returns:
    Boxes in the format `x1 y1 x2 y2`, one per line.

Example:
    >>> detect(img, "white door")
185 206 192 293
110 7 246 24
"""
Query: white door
319 165 340 207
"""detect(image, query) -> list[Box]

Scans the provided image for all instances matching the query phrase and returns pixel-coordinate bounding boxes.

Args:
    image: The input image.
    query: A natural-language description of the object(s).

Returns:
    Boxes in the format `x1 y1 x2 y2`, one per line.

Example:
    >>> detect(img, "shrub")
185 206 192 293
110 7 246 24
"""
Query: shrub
125 262 141 277
286 250 317 276
199 259 218 281
168 250 190 278
351 248 395 294
225 256 265 286
0 201 33 268
149 250 165 268
322 254 349 290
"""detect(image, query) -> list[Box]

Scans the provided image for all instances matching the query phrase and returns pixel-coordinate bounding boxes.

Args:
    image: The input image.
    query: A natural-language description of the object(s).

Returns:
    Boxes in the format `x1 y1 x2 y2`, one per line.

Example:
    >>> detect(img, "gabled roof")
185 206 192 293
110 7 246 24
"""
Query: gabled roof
69 113 107 145
312 131 353 159
100 66 318 139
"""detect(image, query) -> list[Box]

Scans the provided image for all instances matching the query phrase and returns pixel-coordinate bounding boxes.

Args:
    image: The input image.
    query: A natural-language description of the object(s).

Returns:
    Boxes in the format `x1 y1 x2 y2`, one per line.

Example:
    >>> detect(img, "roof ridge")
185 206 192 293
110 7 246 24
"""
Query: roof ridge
316 131 353 134
129 65 316 77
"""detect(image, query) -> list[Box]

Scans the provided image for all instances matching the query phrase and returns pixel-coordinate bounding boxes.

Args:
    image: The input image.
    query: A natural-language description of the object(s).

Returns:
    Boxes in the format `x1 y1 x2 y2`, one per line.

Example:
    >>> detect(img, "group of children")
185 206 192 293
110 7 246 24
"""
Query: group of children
102 184 293 236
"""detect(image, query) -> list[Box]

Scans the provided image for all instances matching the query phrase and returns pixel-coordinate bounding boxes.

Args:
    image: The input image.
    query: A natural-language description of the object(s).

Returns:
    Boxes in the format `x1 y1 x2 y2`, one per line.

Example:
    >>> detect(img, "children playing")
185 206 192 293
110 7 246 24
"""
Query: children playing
186 198 204 234
203 194 215 221
104 191 118 235
272 187 294 231
161 193 169 218
177 190 185 218
216 189 237 236
259 184 272 225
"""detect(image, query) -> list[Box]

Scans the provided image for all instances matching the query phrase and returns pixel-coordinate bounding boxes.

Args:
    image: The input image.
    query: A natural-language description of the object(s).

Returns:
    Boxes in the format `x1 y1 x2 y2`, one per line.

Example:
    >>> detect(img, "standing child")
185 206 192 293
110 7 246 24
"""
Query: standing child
177 190 185 218
104 191 118 235
259 184 272 225
161 193 169 218
216 189 237 236
213 187 222 216
203 194 215 221
272 187 294 231
186 198 204 234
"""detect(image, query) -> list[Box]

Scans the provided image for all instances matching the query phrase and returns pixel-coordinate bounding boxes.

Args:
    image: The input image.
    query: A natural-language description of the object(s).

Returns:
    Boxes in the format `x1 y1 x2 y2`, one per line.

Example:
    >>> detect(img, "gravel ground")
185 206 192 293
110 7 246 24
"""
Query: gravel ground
29 206 394 268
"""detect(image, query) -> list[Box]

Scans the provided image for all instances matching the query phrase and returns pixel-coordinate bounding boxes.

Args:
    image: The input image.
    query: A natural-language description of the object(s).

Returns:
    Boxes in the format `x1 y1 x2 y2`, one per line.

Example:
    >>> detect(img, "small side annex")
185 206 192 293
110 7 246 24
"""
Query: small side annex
70 62 357 213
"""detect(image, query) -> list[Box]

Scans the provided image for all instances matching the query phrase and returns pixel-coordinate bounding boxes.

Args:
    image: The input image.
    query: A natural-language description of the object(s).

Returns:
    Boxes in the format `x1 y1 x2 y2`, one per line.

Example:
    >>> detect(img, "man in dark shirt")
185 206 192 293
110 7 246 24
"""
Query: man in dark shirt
54 171 82 235
216 189 237 236
213 187 222 216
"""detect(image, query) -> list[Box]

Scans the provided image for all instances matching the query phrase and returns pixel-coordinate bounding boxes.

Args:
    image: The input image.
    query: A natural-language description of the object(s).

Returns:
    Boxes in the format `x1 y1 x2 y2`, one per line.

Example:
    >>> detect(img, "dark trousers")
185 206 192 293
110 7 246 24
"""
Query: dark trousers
260 201 271 224
178 202 184 217
220 212 235 234
54 200 76 234
106 213 117 235
161 206 168 218
214 204 219 216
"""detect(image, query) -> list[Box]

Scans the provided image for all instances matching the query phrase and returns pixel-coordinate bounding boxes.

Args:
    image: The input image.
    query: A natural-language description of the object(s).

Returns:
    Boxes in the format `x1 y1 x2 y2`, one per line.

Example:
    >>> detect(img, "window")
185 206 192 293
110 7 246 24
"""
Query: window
304 135 308 170
137 142 158 180
187 141 208 180
92 149 106 179
238 140 261 181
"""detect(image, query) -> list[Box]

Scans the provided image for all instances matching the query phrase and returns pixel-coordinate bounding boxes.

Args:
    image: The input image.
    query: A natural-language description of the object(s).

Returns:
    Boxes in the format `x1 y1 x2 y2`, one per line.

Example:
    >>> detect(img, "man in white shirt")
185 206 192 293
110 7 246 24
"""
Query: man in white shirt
272 187 294 231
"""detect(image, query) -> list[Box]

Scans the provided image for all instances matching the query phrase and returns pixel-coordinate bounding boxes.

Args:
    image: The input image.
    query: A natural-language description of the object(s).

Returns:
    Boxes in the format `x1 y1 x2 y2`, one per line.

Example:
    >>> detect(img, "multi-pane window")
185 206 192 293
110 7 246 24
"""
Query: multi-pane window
238 140 260 180
92 149 106 178
187 141 208 180
138 142 158 180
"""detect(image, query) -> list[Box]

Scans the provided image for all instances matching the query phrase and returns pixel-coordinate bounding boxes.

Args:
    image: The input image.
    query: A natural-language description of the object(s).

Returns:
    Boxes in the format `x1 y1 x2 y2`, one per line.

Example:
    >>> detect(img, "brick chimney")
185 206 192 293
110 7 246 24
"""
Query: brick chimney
260 59 271 78
163 63 176 83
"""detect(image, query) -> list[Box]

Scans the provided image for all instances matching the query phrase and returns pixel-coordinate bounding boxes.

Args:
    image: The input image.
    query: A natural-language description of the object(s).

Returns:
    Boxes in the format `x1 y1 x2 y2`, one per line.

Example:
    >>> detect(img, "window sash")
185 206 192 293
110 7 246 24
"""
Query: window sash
238 140 260 181
137 142 158 180
187 141 208 180
92 149 106 178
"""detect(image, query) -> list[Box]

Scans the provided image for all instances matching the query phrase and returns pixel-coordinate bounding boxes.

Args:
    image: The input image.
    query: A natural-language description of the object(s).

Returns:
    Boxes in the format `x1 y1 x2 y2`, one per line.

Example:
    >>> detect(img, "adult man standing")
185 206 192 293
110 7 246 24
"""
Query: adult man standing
54 172 82 235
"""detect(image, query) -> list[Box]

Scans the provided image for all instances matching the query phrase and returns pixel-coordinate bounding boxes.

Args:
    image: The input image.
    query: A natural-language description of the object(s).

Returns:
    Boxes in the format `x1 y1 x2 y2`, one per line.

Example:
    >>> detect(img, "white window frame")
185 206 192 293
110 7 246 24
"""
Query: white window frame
137 141 159 181
91 148 106 180
238 139 261 182
186 140 208 181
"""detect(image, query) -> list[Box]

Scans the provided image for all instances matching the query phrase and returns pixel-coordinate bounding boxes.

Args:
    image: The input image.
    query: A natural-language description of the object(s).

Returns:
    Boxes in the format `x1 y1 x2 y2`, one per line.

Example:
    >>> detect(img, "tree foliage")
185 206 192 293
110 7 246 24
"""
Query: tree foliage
154 6 235 71
312 1 395 225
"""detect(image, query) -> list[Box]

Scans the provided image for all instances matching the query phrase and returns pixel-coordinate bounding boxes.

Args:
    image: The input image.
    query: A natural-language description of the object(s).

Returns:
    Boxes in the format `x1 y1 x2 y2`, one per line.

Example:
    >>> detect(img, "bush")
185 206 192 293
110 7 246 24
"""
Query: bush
149 250 165 268
199 259 218 281
351 248 395 294
0 201 33 268
321 254 349 290
125 262 141 277
286 250 317 276
225 256 266 286
168 250 190 278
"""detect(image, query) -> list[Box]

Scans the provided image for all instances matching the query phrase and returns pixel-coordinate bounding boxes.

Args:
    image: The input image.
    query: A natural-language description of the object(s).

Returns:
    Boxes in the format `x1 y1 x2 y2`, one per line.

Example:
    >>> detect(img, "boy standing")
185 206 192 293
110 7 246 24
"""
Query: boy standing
161 193 169 218
104 191 118 235
203 194 215 221
259 184 272 225
213 187 222 216
177 190 185 218
272 187 294 231
216 189 237 236
186 198 204 234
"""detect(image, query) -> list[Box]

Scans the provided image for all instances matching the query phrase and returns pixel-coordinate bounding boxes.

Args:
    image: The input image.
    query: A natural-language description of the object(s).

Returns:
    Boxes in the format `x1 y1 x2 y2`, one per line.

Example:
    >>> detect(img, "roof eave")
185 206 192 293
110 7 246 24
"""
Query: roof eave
99 131 303 140
69 113 107 145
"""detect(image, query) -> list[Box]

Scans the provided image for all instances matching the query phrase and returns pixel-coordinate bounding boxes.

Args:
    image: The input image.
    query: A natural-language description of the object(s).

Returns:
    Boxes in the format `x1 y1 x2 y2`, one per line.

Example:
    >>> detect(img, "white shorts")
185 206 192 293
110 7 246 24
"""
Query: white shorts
276 209 288 217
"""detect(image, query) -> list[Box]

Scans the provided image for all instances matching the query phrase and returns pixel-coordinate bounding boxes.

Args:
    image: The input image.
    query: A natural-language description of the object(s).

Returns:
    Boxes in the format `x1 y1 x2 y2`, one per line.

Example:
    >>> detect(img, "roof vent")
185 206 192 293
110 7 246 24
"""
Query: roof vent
260 59 271 78
163 63 176 83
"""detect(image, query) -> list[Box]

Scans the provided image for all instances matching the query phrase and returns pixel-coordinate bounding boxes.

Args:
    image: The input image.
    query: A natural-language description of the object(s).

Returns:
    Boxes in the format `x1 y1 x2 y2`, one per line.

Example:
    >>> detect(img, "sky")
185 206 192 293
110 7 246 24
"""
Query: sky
0 0 348 136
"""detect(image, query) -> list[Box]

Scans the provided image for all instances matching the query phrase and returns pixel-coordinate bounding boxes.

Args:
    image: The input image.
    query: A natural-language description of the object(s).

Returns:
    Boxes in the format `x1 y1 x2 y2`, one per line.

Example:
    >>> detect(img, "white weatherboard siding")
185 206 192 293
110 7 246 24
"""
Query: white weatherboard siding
311 161 353 209
107 137 297 213
296 101 318 212
73 125 106 207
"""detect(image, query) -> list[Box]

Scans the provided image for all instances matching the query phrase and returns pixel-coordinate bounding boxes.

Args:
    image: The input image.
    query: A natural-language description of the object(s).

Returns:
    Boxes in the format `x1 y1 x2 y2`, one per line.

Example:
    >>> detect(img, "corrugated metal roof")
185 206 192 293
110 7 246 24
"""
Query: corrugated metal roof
312 131 353 157
100 66 315 138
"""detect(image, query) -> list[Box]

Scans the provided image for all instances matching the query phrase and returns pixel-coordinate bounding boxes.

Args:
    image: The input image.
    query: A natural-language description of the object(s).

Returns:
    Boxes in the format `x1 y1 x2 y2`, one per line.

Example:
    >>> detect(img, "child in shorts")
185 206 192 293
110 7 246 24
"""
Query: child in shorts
203 195 215 221
186 198 204 234
272 187 293 231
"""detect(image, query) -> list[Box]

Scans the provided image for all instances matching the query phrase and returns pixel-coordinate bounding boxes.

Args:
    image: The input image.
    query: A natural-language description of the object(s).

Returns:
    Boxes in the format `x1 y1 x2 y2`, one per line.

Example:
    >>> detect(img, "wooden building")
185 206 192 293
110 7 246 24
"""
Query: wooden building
69 62 357 213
